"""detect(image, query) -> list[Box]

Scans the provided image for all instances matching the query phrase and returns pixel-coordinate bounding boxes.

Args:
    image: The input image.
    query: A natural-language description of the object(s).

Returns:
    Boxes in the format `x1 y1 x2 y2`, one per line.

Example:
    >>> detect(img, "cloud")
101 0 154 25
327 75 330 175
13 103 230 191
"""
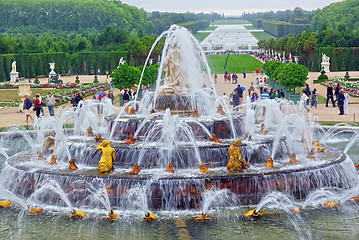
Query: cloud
121 0 341 15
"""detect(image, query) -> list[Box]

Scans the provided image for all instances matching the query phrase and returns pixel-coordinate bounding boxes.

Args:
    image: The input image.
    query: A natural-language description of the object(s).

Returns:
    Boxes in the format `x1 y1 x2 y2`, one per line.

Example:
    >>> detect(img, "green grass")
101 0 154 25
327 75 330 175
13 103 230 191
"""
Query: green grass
194 32 210 42
0 88 63 102
250 31 275 41
207 54 263 74
203 26 217 31
211 19 249 25
244 25 259 30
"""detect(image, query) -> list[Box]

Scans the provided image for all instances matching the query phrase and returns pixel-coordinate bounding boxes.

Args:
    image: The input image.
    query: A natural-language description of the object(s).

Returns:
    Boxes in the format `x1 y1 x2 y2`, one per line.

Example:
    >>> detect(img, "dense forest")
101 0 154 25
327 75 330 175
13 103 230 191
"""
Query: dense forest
241 7 315 25
311 0 359 31
0 0 220 81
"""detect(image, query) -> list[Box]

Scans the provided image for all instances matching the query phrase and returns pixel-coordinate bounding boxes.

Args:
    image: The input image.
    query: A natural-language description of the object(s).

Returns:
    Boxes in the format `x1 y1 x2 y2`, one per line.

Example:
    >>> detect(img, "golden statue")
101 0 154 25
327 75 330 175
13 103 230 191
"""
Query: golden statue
48 155 58 165
195 212 211 222
217 105 225 115
96 140 116 173
323 201 340 208
0 201 13 208
68 158 78 170
105 209 119 221
199 162 211 173
165 162 175 173
95 134 104 142
289 153 298 164
129 106 136 115
351 197 359 202
306 149 315 159
41 132 55 155
150 109 156 114
28 206 44 215
129 163 140 175
142 211 157 222
209 133 222 143
87 127 93 137
123 134 137 144
244 208 262 219
259 123 268 135
227 140 250 172
265 157 275 168
244 133 252 141
193 108 200 118
291 206 303 214
69 209 87 218
315 141 325 152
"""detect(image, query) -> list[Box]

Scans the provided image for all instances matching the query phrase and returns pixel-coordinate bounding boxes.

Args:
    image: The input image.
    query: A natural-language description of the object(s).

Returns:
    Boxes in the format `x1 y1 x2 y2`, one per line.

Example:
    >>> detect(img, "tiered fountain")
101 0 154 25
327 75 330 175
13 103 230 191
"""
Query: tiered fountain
0 25 357 220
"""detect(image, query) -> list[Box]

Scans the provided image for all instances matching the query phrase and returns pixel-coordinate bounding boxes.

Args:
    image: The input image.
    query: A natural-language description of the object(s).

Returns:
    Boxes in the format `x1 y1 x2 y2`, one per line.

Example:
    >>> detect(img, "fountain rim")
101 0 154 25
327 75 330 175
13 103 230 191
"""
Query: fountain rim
6 146 348 182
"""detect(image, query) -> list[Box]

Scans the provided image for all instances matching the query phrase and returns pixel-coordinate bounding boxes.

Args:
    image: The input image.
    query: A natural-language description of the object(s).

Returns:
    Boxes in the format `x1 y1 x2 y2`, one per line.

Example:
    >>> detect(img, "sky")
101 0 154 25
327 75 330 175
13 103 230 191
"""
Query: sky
121 0 342 16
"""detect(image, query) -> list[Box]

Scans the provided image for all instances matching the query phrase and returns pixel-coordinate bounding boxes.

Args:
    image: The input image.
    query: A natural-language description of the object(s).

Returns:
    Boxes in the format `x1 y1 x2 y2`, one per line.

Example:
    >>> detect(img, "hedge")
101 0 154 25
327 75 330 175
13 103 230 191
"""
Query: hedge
252 19 263 28
178 20 210 33
311 47 359 72
0 51 128 82
261 20 306 38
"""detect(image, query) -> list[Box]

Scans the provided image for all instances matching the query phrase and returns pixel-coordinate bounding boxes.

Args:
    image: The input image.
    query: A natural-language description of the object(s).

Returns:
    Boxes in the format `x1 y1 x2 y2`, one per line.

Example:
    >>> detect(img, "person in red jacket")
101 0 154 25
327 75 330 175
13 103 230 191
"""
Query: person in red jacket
34 95 41 118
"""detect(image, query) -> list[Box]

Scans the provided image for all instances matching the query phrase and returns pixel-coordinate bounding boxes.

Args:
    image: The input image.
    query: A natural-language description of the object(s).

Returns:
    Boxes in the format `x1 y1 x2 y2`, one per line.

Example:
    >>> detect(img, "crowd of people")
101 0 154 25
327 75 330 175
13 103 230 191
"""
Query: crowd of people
23 92 56 122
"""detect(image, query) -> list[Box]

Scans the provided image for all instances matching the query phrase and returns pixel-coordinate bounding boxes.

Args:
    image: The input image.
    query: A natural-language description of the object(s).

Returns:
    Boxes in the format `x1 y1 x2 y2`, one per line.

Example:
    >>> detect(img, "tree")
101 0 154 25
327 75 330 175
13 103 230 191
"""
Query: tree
276 63 308 91
110 64 141 89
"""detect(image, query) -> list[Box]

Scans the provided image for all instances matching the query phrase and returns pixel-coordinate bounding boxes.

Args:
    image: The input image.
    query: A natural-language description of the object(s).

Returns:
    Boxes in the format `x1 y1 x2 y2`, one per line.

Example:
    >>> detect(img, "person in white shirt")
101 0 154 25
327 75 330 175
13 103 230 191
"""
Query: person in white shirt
343 90 350 114
300 90 310 112
46 92 55 116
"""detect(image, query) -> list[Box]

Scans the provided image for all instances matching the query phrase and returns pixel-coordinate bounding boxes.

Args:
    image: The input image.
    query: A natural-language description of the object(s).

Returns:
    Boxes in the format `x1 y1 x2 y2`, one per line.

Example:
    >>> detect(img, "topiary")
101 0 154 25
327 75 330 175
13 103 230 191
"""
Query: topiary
75 75 80 84
93 75 99 83
318 74 328 80
34 77 40 84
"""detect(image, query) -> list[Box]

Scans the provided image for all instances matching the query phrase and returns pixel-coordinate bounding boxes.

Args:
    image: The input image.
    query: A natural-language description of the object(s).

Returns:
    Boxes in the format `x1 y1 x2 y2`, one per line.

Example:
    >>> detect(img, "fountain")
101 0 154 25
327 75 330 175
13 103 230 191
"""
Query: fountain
0 25 359 238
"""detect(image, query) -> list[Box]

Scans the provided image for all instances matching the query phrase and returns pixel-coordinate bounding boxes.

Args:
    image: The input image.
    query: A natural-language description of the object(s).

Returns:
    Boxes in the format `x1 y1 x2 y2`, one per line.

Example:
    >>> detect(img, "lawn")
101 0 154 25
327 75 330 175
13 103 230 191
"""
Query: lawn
250 31 275 41
203 26 218 31
244 25 259 30
206 54 263 74
211 19 249 25
194 32 210 42
0 88 63 102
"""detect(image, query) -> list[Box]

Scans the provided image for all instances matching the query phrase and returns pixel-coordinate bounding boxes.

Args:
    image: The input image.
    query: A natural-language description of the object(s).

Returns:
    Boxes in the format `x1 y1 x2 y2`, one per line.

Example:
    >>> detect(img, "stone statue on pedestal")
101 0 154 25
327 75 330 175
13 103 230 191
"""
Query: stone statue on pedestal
11 61 17 73
321 53 330 72
162 42 184 93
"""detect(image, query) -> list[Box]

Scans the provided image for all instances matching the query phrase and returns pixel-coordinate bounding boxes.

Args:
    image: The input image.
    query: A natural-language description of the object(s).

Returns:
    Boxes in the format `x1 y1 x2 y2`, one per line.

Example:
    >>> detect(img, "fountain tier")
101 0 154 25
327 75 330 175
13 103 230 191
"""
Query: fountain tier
4 146 356 209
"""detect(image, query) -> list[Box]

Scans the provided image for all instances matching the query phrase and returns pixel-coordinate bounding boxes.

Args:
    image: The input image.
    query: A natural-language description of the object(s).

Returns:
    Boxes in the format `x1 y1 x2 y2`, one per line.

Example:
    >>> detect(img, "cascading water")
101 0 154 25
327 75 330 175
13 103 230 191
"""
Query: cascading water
0 24 359 240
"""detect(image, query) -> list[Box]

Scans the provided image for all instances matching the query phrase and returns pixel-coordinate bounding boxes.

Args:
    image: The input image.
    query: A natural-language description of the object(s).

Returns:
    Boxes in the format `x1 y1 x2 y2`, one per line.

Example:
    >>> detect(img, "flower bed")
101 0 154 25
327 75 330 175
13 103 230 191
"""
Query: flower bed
41 83 110 105
0 83 82 89
322 79 359 97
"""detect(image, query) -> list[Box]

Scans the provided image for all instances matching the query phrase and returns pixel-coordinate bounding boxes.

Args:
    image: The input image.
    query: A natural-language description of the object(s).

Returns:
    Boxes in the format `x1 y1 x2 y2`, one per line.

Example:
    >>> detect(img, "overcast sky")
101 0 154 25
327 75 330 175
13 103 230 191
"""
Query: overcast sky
121 0 341 16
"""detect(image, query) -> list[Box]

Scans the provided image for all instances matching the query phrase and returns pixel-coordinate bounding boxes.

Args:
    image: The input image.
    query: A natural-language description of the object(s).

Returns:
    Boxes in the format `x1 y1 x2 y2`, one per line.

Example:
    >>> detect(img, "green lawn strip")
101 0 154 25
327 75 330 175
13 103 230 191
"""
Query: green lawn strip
203 26 218 31
244 25 259 30
251 31 275 41
211 19 249 25
194 32 211 42
0 88 64 102
206 54 263 74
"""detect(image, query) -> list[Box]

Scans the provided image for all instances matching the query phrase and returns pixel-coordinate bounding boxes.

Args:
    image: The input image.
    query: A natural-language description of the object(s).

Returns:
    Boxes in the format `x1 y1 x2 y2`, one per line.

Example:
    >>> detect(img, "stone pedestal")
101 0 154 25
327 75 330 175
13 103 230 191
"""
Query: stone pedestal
17 82 32 113
10 72 19 82
321 62 330 73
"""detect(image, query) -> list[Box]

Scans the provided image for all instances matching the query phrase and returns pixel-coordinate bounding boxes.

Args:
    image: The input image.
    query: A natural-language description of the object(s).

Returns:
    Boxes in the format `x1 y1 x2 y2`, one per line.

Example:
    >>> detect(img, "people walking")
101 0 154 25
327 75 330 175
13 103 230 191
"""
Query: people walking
311 89 318 108
46 92 55 116
344 90 350 114
34 95 42 118
23 95 33 122
107 91 115 104
326 83 336 107
300 90 310 112
337 90 345 115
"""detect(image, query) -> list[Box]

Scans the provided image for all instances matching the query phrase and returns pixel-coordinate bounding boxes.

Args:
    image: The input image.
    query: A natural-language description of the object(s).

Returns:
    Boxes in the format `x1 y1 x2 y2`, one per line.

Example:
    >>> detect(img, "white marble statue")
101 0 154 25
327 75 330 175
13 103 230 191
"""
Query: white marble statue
162 42 183 92
322 53 330 63
11 61 17 73
119 57 126 65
